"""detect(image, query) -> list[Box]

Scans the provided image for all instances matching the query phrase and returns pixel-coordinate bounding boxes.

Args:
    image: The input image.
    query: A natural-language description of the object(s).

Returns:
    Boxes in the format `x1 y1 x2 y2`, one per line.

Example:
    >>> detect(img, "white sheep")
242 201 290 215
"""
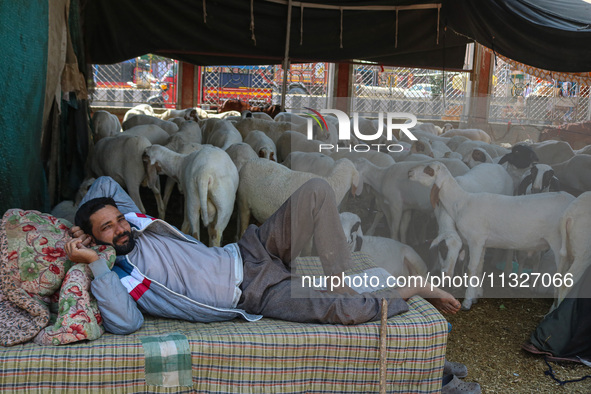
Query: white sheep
200 118 243 150
551 154 591 196
122 104 155 122
431 163 515 275
339 212 428 277
225 142 259 173
237 158 361 236
122 113 179 136
143 144 239 247
354 157 469 242
232 117 293 143
122 124 171 145
529 140 575 165
91 110 121 142
244 130 277 161
440 126 492 143
408 161 576 310
557 191 591 304
275 131 329 162
282 151 336 177
88 134 165 219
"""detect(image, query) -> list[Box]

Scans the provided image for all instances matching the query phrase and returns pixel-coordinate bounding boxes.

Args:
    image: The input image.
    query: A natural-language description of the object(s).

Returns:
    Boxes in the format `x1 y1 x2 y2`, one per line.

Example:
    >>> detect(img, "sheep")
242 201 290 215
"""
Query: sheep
408 161 576 310
159 107 205 121
575 144 591 155
200 118 243 150
275 131 328 162
121 114 179 136
411 122 443 136
557 192 591 304
237 158 362 236
225 142 259 173
122 124 171 145
517 164 560 195
550 154 591 196
282 152 336 177
329 150 395 168
232 117 294 143
339 212 428 277
353 157 469 242
497 144 540 193
143 144 239 247
244 130 277 161
528 140 575 165
431 163 515 275
440 126 492 143
122 104 155 122
91 110 121 142
88 134 165 219
462 147 494 168
453 140 508 160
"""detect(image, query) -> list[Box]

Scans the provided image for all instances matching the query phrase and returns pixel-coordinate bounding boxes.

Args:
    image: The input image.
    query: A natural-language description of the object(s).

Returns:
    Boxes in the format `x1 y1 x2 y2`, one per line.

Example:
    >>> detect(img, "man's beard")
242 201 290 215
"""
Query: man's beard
96 231 136 255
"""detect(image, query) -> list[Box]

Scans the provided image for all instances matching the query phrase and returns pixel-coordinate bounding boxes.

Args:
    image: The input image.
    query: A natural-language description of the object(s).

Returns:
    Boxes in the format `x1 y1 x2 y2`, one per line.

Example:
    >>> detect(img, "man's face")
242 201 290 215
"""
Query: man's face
89 205 135 255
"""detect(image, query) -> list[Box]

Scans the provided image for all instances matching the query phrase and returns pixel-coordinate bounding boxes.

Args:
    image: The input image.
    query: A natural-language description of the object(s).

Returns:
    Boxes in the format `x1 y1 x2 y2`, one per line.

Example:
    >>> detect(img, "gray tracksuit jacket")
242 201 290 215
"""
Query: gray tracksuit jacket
84 177 261 335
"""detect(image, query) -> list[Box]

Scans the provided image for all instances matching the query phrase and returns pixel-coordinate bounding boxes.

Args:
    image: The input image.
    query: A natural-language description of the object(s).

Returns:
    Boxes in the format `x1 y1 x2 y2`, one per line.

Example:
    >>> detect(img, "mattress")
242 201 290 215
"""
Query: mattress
0 295 447 393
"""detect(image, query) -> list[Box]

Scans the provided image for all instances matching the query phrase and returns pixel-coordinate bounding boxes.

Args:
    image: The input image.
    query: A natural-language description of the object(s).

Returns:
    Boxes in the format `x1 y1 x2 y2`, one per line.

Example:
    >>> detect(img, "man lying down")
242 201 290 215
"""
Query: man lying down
65 176 461 334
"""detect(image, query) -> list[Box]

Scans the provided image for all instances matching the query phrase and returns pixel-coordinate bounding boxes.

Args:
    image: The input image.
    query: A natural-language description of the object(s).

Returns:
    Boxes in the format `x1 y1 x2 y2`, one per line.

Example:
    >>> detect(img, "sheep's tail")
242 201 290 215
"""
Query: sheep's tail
198 175 211 226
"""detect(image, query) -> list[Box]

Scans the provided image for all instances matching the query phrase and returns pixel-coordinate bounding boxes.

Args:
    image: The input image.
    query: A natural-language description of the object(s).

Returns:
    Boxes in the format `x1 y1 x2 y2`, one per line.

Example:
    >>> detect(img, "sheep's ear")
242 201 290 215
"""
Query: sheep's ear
472 149 485 163
430 184 440 208
517 174 532 195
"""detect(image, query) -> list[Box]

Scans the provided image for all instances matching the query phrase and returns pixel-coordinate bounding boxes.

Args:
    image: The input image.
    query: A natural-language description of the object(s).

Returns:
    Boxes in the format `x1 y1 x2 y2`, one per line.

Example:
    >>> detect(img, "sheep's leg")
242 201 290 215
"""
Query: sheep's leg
184 192 202 241
399 210 412 244
127 183 146 214
387 207 403 241
144 161 166 219
162 177 177 213
237 193 251 237
462 242 486 310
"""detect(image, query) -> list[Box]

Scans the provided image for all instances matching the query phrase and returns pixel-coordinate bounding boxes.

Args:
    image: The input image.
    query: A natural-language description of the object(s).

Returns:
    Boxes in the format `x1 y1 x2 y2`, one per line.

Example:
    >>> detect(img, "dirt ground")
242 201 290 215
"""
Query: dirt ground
445 297 591 393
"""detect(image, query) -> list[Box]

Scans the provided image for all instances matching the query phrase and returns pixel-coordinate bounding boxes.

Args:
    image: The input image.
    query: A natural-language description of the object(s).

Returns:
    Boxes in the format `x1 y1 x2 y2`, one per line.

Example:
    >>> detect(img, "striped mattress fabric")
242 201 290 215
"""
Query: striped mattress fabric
0 296 447 393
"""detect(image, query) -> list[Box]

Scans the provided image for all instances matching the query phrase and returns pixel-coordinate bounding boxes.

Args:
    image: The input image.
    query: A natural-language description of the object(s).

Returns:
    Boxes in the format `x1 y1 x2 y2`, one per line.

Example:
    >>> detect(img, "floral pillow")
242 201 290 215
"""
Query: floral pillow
0 209 115 346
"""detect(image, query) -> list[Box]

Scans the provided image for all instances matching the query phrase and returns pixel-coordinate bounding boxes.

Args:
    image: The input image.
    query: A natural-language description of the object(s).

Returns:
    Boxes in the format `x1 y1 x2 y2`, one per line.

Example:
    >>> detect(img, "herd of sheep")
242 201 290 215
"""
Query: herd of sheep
52 103 591 311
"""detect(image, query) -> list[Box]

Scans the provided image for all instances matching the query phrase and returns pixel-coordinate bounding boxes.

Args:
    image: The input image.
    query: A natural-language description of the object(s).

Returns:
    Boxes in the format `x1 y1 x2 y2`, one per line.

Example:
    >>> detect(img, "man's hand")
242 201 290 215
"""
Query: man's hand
65 237 100 264
69 226 96 247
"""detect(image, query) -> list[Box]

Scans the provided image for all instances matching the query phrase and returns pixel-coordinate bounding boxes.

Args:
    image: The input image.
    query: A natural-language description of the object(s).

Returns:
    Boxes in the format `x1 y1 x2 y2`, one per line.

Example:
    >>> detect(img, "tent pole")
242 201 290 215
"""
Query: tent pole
281 0 293 111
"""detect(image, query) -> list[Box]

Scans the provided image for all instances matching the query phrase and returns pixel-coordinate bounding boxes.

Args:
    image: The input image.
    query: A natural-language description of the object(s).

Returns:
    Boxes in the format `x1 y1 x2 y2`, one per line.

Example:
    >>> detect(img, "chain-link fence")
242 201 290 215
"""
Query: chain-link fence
89 55 178 108
490 57 591 125
351 65 470 123
201 63 330 110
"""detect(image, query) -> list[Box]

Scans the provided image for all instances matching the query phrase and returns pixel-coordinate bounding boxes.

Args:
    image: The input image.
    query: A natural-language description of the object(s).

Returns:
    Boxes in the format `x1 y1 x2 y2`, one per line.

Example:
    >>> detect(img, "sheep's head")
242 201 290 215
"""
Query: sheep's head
338 212 363 253
407 162 443 186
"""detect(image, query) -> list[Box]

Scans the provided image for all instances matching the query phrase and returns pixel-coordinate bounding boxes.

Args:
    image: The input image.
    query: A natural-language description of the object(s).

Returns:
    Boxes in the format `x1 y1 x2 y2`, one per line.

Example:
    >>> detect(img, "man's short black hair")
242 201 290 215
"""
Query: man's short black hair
75 197 119 236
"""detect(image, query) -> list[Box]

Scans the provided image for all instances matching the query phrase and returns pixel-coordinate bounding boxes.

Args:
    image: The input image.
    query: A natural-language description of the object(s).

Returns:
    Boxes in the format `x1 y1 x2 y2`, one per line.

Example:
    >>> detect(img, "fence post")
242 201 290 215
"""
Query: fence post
468 43 493 128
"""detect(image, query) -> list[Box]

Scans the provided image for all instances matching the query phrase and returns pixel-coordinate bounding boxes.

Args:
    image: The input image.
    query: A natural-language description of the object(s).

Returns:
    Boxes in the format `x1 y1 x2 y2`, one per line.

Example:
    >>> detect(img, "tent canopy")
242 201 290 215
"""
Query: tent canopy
83 0 591 72
83 0 470 70
444 0 591 73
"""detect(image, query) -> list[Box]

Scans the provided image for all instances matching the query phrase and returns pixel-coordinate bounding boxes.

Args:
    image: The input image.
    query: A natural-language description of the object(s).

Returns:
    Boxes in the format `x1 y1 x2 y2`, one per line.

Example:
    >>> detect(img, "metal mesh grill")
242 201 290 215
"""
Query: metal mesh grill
201 63 330 110
490 57 591 125
90 55 178 108
351 65 470 122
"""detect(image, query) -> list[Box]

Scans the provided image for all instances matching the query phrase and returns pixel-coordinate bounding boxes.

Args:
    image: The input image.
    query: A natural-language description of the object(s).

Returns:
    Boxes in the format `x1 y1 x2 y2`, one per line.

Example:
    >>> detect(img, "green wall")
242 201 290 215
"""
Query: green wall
0 1 49 213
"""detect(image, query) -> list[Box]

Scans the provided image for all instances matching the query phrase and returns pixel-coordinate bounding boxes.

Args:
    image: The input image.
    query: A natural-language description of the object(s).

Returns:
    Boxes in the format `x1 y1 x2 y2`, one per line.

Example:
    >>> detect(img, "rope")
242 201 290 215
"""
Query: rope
339 8 343 48
203 0 207 23
544 356 591 385
300 4 304 45
395 9 399 48
250 0 257 45
379 298 388 394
